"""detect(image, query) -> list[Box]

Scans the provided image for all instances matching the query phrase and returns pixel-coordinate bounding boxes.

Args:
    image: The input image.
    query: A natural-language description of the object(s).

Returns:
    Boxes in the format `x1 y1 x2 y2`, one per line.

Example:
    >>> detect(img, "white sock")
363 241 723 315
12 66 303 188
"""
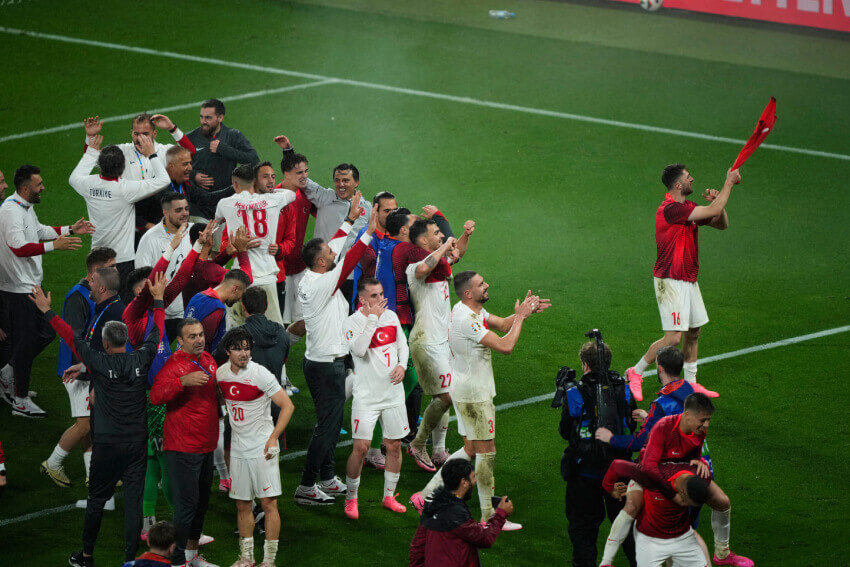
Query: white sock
83 450 92 478
635 357 649 374
711 507 731 556
185 549 197 561
214 420 229 479
383 471 400 499
263 539 279 565
47 444 69 469
475 452 496 520
683 362 698 383
421 447 472 498
601 510 635 565
432 411 449 453
239 536 254 561
345 475 360 501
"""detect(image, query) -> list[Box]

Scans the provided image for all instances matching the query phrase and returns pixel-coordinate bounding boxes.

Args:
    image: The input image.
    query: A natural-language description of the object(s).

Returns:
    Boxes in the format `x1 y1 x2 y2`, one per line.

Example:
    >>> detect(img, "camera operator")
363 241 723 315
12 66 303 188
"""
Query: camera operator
559 338 637 567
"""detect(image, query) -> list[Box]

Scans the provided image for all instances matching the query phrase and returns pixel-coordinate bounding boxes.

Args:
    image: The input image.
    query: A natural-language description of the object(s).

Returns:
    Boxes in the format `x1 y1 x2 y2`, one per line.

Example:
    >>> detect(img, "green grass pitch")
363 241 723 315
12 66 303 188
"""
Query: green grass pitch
0 0 848 565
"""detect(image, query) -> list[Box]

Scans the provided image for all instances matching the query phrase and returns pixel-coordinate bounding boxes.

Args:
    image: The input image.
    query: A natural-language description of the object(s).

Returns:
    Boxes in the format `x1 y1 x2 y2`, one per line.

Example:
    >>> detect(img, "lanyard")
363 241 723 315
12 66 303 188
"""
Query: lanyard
169 181 184 195
187 357 213 379
5 196 30 210
132 148 146 180
86 298 120 342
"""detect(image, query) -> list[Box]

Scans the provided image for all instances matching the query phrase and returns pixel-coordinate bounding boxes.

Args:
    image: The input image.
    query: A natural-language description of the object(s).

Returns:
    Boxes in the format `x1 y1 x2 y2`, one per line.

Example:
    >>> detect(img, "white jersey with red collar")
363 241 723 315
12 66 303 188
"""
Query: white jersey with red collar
217 360 282 459
344 309 409 410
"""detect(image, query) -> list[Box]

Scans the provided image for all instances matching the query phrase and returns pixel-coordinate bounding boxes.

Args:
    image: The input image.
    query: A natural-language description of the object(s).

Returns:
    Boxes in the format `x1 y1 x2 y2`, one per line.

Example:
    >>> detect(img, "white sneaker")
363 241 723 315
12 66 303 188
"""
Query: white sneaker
0 378 13 406
318 475 347 497
188 555 219 567
198 534 215 546
502 519 523 531
75 496 115 510
11 396 46 417
294 484 335 506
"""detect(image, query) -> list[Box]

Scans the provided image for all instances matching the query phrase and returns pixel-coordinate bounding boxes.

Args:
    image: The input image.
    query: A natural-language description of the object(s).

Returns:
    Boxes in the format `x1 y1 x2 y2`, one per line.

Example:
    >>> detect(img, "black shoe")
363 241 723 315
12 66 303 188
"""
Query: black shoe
69 550 95 567
253 503 266 534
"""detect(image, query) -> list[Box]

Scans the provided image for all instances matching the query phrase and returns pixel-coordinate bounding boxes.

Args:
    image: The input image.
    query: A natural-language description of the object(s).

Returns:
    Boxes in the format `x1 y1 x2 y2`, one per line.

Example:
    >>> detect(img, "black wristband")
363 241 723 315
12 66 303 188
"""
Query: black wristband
169 125 178 133
345 217 355 225
68 225 73 235
149 153 158 159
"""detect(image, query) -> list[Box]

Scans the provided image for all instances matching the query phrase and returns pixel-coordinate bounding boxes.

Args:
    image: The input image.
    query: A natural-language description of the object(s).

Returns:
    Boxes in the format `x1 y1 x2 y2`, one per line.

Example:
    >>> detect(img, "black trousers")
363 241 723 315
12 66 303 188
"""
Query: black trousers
165 450 214 566
83 439 147 561
276 280 286 320
301 357 346 486
0 291 56 397
565 473 636 567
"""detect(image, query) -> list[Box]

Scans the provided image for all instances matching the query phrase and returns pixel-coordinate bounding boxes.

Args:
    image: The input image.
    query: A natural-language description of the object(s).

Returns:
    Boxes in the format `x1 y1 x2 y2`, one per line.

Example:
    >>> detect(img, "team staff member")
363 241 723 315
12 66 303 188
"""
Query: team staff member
30 280 164 567
294 195 376 505
0 164 93 417
626 166 741 401
150 319 220 567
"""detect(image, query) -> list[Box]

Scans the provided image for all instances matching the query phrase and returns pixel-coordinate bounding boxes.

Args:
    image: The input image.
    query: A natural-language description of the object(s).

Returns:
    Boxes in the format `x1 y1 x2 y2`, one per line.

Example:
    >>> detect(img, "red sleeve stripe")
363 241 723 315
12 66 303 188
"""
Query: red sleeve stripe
332 228 348 240
10 243 46 257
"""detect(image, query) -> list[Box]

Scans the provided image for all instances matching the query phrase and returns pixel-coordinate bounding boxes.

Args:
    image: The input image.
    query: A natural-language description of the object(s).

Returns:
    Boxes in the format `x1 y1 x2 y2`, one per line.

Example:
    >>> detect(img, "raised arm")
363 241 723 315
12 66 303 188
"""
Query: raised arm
414 237 456 280
686 168 740 223
348 311 379 359
478 296 533 355
151 114 196 155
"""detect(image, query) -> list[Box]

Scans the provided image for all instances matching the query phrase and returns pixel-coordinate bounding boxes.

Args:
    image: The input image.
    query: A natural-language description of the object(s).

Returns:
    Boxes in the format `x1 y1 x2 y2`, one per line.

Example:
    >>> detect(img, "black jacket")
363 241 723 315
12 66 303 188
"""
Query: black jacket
186 123 259 192
135 181 236 227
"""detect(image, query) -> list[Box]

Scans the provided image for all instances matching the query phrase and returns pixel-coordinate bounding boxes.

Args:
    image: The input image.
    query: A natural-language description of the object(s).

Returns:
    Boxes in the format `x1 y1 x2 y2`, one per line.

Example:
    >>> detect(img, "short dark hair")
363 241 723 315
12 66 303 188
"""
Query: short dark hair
357 276 381 295
221 326 253 353
241 286 267 315
95 266 121 293
656 346 684 378
189 223 205 245
222 268 251 288
177 317 202 338
232 164 255 186
102 320 128 348
254 161 274 178
333 163 359 182
661 164 687 190
409 218 436 246
127 266 153 292
372 191 395 207
147 521 177 550
131 113 155 128
685 474 710 506
579 341 613 373
13 165 40 190
98 145 126 179
385 208 412 237
201 98 225 116
166 144 190 165
441 459 475 491
302 238 325 269
86 247 116 273
453 270 477 296
282 153 307 173
160 191 188 208
684 393 715 415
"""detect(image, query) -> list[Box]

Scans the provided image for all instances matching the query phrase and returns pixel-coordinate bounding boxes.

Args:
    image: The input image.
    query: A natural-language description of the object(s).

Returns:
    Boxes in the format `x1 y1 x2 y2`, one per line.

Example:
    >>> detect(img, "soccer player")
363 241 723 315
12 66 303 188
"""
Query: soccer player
626 166 742 401
217 327 294 567
0 164 92 416
343 278 410 519
295 195 376 505
406 218 474 470
184 269 252 354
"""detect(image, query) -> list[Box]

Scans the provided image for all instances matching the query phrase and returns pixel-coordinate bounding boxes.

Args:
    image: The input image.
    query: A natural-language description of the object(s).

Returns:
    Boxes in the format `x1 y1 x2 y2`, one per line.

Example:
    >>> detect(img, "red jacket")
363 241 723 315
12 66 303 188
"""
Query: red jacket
150 349 219 454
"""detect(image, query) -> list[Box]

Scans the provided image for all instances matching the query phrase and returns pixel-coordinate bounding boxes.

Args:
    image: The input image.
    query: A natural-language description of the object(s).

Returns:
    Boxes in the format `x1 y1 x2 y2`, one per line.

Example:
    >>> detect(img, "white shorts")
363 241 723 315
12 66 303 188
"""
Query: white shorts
229 454 282 501
351 404 408 440
411 342 453 396
635 528 706 567
65 380 90 418
283 270 305 325
654 278 709 332
454 400 496 441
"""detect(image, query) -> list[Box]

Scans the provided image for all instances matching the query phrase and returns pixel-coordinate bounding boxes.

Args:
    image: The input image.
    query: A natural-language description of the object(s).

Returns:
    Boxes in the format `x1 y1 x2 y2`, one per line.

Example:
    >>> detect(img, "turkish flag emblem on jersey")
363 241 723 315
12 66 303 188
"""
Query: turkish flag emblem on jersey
732 97 777 170
219 381 264 402
370 325 397 348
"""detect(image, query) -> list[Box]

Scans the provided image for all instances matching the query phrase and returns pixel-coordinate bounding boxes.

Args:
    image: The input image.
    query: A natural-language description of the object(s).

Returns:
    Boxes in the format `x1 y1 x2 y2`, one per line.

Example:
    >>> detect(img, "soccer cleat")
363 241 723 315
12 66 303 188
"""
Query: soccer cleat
294 484 335 506
188 555 220 567
41 460 72 487
431 449 451 468
318 475 347 496
407 443 436 472
11 396 46 417
68 550 95 567
219 478 232 492
198 534 215 546
692 382 720 398
228 559 253 567
364 447 386 470
713 551 754 567
344 498 359 519
283 379 299 396
625 367 643 402
409 492 425 515
382 494 407 514
502 519 523 531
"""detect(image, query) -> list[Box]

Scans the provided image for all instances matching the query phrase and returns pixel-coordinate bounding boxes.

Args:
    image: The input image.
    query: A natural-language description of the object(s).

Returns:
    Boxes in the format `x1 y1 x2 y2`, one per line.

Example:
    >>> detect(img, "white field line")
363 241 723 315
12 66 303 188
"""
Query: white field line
0 80 337 144
2 324 847 528
1 27 849 162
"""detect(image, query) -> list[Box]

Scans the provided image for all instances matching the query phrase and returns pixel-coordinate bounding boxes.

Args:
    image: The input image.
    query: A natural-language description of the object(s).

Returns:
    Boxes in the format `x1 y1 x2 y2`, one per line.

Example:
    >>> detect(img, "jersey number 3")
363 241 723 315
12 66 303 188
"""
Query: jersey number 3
238 208 268 238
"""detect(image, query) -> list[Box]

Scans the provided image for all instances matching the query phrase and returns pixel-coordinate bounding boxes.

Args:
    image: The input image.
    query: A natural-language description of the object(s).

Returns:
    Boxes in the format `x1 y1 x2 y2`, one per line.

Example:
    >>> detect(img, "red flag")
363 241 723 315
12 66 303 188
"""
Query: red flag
732 97 777 169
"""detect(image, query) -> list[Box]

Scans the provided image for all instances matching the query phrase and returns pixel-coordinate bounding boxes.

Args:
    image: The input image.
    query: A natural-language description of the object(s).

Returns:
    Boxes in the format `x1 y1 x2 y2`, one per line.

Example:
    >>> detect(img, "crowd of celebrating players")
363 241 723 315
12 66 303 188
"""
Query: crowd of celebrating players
0 98 752 567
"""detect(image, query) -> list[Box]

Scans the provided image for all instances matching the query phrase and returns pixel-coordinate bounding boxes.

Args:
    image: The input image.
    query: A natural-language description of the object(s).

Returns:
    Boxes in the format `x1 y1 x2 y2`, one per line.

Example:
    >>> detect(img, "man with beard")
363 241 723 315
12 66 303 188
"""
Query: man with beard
187 99 259 192
184 269 251 354
625 166 741 402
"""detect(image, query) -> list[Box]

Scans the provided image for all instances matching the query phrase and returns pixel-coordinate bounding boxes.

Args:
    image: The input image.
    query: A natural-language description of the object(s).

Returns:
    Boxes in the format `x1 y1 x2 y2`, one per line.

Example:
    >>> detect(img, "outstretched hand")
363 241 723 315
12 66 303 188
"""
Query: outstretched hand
71 218 95 235
273 134 292 150
147 272 167 301
150 114 175 131
348 190 363 221
169 223 188 250
54 235 82 251
84 116 103 137
29 285 52 313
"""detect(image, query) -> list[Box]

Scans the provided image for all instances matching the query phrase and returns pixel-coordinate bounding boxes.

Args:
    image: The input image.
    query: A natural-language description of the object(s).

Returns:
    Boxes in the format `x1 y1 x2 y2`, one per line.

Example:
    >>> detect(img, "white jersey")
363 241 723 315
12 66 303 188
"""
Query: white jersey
345 309 408 410
117 141 177 181
135 222 194 319
68 147 169 262
0 193 65 293
406 259 451 347
215 189 296 286
448 302 495 403
217 360 282 459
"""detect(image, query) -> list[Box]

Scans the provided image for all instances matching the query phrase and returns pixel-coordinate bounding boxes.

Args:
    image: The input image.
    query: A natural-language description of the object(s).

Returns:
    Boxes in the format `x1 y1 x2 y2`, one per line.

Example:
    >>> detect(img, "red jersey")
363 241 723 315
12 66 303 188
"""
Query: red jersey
279 186 313 277
150 349 219 454
390 241 429 326
641 414 705 491
273 203 298 283
653 195 711 282
637 478 691 539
